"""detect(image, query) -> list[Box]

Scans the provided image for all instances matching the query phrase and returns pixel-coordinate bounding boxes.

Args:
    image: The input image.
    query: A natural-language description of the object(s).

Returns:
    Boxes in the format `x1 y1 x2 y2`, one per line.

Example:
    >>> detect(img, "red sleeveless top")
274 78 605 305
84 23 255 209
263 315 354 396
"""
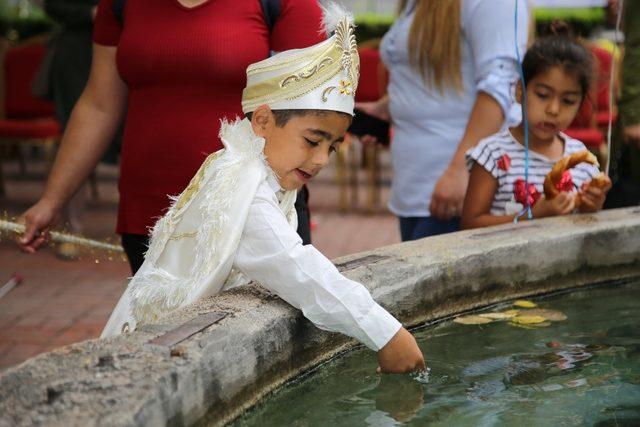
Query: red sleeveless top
93 0 323 234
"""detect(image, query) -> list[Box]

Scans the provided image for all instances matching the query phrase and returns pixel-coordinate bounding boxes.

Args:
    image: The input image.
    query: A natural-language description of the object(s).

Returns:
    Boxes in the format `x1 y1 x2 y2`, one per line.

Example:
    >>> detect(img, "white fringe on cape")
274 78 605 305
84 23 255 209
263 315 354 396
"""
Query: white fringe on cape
101 118 297 336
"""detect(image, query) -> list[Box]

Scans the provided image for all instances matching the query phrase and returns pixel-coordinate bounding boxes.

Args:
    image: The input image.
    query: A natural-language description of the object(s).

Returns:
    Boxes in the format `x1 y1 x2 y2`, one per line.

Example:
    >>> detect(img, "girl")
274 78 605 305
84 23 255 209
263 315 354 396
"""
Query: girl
461 29 612 230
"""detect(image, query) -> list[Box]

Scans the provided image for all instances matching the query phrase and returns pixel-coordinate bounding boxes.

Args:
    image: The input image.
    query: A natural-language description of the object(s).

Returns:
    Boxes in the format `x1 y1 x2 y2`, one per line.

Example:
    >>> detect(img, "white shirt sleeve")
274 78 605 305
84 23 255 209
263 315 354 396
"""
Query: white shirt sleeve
466 0 529 119
234 182 402 351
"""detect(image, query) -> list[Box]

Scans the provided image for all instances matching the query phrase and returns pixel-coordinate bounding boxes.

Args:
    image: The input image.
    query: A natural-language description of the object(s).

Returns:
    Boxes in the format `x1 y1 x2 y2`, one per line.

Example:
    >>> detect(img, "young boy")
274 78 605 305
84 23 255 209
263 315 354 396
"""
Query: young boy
102 6 425 374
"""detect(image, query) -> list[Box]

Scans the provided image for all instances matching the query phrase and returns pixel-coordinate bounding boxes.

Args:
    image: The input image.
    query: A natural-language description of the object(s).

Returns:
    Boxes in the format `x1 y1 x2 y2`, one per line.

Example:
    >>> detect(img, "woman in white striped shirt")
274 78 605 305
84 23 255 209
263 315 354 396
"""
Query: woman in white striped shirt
461 25 612 229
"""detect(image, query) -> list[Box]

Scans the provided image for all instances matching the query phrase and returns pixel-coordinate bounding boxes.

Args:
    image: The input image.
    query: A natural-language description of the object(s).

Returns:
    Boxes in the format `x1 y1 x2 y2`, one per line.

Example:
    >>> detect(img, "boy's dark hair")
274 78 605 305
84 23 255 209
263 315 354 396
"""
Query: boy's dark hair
522 21 594 99
245 109 352 127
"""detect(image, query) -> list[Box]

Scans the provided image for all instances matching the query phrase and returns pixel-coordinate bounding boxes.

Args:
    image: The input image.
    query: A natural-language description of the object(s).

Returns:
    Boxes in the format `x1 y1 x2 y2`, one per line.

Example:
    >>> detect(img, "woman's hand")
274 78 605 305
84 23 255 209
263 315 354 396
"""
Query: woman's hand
430 164 469 220
624 124 640 149
15 44 126 254
354 97 390 146
355 97 390 122
531 192 575 218
377 327 426 374
578 176 612 213
16 199 62 253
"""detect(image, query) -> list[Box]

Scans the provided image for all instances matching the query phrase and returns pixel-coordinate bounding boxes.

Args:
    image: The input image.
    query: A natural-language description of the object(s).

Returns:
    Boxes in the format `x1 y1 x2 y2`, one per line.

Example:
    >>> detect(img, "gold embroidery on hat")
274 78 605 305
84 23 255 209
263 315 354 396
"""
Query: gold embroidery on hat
339 80 352 95
334 17 359 93
322 86 336 102
281 57 335 88
243 51 342 110
247 41 328 75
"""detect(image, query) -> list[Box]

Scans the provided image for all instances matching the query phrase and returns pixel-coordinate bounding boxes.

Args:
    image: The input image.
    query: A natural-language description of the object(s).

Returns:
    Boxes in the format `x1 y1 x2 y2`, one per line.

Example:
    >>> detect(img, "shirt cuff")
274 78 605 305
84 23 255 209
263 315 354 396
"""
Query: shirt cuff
476 58 519 117
358 303 402 351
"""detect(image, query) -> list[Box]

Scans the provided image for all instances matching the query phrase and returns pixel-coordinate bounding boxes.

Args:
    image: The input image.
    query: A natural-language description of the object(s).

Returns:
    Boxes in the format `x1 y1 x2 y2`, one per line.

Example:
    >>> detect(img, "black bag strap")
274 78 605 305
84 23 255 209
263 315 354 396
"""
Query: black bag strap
259 0 281 32
112 0 126 26
112 0 280 31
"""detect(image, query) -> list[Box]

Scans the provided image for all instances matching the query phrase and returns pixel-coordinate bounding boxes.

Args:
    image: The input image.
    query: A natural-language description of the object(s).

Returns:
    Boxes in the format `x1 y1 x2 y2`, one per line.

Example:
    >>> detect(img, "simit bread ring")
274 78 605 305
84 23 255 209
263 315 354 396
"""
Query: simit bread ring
543 151 599 208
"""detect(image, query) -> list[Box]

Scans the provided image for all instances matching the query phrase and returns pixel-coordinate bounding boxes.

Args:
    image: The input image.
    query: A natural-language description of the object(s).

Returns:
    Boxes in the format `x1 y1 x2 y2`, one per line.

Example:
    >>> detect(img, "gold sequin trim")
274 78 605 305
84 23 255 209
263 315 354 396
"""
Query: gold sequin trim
172 151 222 215
168 231 197 240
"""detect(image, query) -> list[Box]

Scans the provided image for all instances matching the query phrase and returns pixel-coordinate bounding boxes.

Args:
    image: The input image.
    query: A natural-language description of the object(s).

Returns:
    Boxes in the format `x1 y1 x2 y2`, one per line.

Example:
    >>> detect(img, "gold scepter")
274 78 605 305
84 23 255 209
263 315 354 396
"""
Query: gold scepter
0 219 124 253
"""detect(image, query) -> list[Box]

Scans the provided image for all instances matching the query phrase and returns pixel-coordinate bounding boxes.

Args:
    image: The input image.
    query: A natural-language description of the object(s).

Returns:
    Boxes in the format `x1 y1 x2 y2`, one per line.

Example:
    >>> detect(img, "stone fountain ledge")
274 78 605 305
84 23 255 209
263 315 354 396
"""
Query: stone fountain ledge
1 207 640 427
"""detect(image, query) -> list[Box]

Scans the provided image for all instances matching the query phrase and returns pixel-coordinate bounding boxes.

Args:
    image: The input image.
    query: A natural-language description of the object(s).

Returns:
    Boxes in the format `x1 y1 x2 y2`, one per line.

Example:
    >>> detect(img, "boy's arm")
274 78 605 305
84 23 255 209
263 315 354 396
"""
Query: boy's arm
234 184 401 352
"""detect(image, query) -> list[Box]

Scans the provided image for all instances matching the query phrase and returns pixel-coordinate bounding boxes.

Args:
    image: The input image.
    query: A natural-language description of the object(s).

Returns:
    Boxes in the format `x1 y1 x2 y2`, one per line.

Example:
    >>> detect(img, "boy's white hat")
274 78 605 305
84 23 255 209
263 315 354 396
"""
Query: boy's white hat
242 3 359 116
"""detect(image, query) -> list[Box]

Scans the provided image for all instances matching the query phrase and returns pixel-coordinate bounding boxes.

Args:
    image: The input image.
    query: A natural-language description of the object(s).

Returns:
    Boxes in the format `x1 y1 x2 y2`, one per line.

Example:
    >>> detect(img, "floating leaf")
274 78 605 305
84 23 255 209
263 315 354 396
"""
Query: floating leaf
510 315 547 324
478 312 517 320
453 315 493 325
523 308 567 321
503 309 520 316
509 321 551 329
513 300 537 308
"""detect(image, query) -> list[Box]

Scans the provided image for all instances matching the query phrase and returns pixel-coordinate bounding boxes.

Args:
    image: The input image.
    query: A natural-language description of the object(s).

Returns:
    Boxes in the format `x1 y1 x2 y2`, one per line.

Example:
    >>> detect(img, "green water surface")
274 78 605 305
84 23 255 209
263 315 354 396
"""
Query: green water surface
236 282 640 426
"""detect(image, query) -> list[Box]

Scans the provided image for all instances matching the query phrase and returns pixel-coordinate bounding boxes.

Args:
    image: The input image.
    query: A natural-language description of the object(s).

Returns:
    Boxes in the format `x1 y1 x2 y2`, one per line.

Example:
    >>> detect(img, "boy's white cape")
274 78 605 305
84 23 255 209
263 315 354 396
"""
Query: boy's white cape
102 119 298 337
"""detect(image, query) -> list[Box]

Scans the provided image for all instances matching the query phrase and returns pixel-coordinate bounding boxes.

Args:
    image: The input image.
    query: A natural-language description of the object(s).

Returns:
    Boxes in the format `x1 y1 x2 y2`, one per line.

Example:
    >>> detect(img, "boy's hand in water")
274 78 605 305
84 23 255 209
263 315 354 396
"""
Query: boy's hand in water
377 327 426 374
578 176 612 213
531 192 575 218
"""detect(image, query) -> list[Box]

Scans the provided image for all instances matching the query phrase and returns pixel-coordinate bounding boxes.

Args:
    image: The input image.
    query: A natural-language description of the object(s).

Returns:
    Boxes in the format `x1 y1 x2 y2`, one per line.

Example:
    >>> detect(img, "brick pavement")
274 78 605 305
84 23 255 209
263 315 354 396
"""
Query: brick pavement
0 143 399 370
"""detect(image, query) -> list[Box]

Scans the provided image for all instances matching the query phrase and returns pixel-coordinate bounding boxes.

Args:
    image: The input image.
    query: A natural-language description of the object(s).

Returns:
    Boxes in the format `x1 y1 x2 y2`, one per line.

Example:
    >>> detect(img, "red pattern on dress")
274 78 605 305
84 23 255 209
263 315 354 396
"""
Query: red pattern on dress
513 178 541 207
496 153 511 171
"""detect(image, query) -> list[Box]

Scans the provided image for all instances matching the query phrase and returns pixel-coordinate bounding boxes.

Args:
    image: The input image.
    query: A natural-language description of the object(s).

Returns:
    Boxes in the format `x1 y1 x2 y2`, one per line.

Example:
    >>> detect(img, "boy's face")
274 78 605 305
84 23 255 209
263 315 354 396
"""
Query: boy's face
252 107 351 190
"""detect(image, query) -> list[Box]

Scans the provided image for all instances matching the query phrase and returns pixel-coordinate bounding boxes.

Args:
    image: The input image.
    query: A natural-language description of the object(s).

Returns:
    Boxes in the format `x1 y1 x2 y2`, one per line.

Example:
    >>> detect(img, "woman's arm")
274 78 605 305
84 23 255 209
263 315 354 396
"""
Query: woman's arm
18 43 127 252
355 94 390 122
430 0 528 220
430 92 504 220
461 162 515 229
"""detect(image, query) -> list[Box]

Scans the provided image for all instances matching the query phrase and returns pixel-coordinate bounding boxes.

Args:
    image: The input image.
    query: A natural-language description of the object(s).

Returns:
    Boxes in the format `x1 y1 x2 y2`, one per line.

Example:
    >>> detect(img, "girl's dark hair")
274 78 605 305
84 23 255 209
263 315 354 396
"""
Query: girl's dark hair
522 21 594 98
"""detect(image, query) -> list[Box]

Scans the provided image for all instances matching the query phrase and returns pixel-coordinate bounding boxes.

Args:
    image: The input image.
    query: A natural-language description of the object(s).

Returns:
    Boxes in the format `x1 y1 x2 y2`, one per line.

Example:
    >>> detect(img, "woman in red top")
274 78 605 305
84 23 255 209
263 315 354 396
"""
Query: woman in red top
18 0 324 273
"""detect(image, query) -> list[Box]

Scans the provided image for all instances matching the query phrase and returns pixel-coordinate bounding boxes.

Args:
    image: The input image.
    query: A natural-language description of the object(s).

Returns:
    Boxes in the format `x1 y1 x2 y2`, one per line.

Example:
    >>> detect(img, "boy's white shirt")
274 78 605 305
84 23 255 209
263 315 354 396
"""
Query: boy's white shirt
102 118 401 351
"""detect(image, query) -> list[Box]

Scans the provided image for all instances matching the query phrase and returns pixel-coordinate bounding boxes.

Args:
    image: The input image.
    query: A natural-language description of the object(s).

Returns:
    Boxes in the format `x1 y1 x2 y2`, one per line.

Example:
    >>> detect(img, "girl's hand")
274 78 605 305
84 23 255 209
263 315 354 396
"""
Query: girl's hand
377 327 426 374
578 175 612 213
531 192 575 218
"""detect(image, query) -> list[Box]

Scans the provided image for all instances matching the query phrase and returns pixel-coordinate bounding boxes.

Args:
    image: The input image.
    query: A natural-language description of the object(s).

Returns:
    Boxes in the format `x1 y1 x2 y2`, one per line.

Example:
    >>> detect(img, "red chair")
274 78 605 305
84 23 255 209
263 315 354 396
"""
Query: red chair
0 42 61 195
566 97 604 149
590 46 617 128
565 45 617 164
356 47 387 102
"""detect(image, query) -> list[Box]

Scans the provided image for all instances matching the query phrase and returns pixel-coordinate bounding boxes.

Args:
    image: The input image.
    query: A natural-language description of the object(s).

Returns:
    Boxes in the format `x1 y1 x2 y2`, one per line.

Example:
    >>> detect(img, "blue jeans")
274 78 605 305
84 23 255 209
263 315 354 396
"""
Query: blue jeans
399 216 460 241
